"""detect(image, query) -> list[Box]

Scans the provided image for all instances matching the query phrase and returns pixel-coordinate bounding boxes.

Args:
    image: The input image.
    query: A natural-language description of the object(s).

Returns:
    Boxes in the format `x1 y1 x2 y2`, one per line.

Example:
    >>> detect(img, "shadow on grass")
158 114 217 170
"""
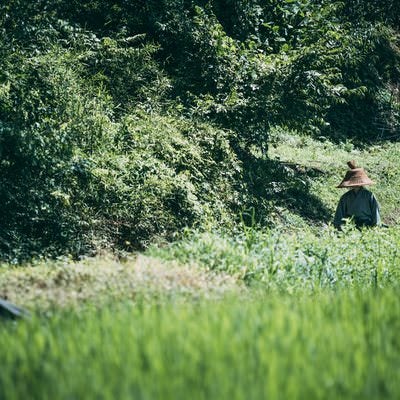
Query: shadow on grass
240 153 333 225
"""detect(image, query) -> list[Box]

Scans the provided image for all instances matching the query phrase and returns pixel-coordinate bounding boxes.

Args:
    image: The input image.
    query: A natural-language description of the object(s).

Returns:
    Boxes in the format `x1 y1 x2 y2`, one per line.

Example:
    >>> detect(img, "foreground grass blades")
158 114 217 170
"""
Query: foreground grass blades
1 290 399 400
1 224 399 399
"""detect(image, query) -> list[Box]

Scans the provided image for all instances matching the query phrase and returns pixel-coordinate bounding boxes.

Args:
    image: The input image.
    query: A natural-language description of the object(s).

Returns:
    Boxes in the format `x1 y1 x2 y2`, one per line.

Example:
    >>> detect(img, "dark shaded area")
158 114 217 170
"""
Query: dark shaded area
240 153 332 226
341 0 400 30
0 299 29 320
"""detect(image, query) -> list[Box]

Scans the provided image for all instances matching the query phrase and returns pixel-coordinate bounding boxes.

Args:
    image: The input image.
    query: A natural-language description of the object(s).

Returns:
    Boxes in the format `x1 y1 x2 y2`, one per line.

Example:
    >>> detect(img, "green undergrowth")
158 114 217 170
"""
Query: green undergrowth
1 289 399 400
3 223 400 312
267 128 400 226
148 225 400 290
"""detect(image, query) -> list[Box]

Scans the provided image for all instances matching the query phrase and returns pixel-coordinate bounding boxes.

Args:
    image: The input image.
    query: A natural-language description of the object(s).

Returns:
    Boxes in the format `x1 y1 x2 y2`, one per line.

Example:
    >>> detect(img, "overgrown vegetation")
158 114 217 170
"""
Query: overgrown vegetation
1 0 399 259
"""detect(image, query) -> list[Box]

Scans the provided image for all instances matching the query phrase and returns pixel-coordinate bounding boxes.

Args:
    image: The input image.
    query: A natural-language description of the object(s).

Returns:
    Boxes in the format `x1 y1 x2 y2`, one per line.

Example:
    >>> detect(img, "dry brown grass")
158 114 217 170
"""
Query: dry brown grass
0 255 243 311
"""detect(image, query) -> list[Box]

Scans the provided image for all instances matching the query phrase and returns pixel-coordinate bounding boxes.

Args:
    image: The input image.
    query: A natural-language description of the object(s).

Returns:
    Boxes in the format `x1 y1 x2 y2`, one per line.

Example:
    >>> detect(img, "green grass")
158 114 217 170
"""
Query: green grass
268 128 400 226
2 225 400 399
2 130 400 399
148 225 400 290
1 290 400 400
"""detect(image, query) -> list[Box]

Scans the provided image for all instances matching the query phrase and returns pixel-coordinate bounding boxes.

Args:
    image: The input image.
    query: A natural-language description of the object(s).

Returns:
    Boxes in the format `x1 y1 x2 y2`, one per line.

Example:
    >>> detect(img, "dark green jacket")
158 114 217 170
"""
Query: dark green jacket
333 188 381 229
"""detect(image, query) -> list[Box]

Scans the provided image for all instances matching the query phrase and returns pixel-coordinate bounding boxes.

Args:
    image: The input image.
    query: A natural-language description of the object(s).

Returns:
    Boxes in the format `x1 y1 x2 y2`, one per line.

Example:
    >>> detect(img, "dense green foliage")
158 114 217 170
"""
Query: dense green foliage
0 0 399 258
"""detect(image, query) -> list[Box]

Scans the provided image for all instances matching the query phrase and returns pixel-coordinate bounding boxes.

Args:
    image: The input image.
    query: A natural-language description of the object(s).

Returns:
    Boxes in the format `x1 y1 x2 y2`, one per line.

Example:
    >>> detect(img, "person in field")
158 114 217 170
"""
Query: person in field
333 160 381 230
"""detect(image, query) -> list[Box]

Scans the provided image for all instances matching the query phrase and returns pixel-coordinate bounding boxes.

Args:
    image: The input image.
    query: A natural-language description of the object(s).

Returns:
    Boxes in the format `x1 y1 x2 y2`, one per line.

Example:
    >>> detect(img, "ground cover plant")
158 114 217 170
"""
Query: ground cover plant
0 255 241 311
148 225 400 289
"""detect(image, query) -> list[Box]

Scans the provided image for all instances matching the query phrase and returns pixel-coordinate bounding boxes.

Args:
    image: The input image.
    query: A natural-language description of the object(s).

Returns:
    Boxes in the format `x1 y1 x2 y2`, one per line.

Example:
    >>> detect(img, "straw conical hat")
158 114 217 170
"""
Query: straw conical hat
337 160 374 188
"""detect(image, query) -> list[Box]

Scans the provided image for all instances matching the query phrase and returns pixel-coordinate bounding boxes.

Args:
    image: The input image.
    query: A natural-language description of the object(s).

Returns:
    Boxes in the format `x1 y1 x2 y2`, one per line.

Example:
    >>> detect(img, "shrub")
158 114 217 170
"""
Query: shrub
0 39 244 259
1 0 399 259
0 44 115 259
89 111 244 250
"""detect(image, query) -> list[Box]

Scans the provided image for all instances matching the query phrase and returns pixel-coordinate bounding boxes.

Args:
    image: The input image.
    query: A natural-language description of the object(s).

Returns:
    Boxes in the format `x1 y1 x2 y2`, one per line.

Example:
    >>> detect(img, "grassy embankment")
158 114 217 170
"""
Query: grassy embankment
1 132 400 399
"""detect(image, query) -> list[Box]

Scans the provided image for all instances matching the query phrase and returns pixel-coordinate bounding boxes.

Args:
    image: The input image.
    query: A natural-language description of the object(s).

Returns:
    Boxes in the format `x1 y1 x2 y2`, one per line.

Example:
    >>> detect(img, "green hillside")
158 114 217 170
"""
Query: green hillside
1 0 399 260
267 129 400 226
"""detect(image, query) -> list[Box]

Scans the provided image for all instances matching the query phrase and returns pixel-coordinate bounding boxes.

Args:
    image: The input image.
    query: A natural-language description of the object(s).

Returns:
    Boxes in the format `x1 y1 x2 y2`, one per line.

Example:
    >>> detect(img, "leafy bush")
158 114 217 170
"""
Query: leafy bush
0 0 399 258
0 44 114 259
89 111 244 250
0 56 244 259
79 36 171 115
130 1 400 144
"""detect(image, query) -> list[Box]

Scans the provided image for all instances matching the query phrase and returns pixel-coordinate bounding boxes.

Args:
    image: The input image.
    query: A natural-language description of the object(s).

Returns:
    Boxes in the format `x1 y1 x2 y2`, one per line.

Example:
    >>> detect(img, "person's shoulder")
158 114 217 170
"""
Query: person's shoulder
361 188 375 197
340 190 353 200
361 188 379 201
